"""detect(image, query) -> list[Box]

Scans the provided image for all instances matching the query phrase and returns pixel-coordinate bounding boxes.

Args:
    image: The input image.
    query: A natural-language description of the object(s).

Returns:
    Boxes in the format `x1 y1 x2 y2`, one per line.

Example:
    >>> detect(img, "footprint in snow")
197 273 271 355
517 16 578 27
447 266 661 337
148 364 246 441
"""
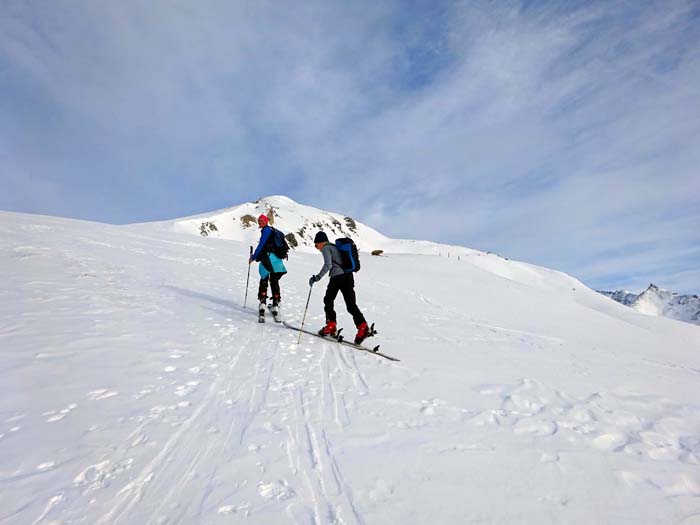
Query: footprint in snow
540 452 560 463
420 398 446 415
258 480 295 500
134 387 156 399
218 503 250 515
174 384 194 397
73 460 111 488
513 418 558 436
263 422 282 433
87 389 119 401
44 403 79 423
591 432 629 452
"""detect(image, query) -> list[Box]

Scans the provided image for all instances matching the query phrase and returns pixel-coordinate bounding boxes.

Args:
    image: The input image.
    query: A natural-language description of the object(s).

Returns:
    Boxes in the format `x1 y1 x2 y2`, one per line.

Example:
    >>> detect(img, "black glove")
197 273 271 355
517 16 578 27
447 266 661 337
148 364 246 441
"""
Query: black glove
309 275 318 286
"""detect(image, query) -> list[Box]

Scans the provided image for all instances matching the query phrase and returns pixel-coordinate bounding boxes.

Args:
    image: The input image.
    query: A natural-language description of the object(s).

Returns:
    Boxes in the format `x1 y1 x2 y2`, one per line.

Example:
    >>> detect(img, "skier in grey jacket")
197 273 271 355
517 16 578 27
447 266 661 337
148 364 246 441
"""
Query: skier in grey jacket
308 231 370 343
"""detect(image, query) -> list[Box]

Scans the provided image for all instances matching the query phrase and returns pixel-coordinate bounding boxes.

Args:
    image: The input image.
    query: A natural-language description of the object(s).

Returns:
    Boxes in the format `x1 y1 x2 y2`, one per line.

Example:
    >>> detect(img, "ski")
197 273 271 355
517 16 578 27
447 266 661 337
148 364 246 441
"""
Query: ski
258 302 266 323
282 321 400 362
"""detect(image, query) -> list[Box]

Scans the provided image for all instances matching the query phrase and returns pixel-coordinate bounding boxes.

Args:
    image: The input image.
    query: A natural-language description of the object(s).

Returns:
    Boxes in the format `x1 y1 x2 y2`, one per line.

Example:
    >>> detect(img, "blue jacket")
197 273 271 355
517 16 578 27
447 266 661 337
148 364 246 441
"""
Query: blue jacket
251 225 273 262
252 225 287 278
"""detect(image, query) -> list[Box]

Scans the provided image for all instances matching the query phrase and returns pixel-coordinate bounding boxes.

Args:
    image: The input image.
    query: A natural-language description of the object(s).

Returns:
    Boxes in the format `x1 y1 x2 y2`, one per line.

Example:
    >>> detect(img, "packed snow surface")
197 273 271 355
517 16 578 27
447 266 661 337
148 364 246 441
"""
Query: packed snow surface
2 205 700 524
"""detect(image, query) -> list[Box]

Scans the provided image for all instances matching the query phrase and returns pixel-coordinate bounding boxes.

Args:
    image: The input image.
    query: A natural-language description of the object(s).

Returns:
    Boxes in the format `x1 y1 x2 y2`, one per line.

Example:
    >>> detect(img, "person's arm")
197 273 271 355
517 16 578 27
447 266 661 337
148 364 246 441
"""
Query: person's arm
314 244 333 280
251 227 272 262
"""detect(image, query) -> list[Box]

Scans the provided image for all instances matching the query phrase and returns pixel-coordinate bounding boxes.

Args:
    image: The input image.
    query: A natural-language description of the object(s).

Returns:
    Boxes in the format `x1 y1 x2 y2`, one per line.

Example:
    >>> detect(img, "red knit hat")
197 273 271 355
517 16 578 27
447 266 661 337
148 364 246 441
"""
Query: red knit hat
257 214 269 226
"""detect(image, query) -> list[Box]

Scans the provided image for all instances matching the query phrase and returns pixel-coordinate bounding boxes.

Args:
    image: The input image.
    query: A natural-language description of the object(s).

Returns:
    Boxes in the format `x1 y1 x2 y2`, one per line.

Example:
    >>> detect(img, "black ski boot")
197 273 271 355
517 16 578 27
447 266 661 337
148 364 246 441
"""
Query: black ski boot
268 299 282 323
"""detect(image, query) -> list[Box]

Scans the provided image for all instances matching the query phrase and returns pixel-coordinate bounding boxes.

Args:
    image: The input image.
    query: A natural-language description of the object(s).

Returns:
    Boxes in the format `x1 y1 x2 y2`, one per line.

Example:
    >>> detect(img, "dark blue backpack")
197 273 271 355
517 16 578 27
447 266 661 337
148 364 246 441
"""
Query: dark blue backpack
268 228 290 260
335 238 360 272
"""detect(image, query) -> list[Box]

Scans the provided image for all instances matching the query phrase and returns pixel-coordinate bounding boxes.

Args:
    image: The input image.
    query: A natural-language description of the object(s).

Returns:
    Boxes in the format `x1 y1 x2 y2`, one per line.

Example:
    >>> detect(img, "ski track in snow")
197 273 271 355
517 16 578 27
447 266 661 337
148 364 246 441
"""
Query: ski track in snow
8 303 378 524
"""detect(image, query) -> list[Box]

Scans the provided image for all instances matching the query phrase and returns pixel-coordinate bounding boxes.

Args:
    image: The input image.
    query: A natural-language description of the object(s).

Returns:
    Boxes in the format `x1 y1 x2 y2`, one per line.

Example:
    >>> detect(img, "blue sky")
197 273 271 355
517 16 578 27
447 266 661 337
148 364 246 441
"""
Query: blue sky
1 0 699 294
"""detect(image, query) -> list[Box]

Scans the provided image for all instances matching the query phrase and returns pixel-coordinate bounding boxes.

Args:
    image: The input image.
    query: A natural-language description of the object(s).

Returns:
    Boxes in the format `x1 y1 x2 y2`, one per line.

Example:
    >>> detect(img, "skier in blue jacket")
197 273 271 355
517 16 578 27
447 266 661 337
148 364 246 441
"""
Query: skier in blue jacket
249 214 286 319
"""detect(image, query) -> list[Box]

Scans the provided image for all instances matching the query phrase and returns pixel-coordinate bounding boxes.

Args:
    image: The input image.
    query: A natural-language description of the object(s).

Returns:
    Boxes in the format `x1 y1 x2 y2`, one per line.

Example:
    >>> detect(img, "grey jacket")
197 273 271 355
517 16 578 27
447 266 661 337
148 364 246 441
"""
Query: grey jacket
315 243 345 280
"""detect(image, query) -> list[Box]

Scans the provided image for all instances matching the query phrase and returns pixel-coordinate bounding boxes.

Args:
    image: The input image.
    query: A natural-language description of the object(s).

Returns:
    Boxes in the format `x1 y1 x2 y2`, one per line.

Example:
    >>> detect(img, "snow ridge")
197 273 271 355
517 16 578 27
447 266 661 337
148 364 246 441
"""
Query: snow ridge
165 195 587 295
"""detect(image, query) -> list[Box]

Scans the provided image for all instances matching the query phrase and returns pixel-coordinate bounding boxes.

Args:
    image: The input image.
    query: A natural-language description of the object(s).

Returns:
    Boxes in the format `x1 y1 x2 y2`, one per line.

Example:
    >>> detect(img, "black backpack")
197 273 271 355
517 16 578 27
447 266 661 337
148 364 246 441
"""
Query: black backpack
335 237 360 272
268 228 290 260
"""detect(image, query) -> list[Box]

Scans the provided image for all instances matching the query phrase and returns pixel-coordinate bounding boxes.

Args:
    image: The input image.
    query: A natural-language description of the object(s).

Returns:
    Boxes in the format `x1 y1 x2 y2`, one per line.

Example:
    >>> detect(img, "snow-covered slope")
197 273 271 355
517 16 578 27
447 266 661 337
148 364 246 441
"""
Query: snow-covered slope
599 284 700 326
2 209 700 524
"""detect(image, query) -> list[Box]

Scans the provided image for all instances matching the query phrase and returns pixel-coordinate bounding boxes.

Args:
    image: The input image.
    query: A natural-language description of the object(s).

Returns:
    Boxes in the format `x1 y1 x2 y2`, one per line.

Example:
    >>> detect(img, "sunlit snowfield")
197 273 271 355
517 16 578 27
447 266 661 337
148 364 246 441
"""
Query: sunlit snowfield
2 209 700 524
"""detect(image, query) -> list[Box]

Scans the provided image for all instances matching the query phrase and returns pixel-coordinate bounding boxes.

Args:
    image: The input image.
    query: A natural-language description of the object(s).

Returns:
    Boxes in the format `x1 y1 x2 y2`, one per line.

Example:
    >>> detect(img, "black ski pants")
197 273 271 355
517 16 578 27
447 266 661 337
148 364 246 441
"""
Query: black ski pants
324 273 366 327
258 273 283 303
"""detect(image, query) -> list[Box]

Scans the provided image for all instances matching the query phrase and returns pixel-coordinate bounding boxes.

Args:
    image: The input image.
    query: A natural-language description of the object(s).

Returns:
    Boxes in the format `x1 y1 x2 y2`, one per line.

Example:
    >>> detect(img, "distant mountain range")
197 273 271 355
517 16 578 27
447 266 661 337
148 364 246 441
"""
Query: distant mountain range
598 284 700 326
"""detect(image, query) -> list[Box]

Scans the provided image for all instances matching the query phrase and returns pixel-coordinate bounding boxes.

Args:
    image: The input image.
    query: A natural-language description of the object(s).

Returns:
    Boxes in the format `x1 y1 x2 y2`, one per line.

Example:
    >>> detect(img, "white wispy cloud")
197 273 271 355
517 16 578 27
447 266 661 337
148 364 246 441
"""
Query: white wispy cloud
1 0 698 292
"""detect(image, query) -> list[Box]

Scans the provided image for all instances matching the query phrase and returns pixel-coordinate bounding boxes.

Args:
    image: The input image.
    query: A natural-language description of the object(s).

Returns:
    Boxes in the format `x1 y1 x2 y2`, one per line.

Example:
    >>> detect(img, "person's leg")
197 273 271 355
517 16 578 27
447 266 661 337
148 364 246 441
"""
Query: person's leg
323 276 342 323
270 272 281 304
339 274 367 326
258 276 269 303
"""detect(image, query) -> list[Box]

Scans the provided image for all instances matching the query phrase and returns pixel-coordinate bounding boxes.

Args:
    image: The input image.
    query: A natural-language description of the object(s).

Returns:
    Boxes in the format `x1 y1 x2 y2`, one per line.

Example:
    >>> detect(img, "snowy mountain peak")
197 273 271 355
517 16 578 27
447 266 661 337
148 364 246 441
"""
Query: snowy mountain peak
258 194 299 206
598 284 700 325
170 194 465 256
171 194 386 252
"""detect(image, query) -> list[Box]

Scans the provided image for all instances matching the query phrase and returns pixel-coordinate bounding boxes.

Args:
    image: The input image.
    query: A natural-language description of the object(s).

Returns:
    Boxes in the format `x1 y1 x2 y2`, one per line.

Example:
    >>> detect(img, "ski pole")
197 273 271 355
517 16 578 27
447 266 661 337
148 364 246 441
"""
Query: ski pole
297 283 314 344
243 246 253 308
